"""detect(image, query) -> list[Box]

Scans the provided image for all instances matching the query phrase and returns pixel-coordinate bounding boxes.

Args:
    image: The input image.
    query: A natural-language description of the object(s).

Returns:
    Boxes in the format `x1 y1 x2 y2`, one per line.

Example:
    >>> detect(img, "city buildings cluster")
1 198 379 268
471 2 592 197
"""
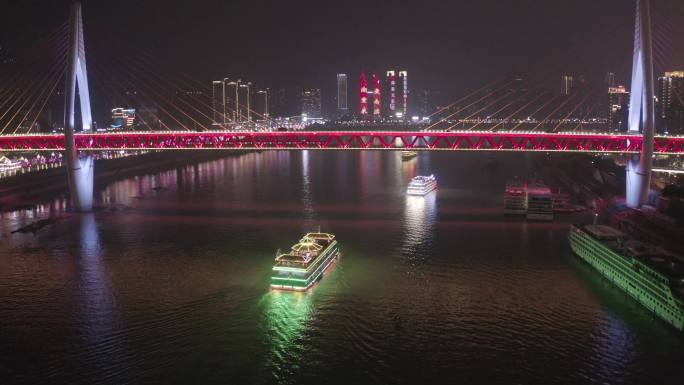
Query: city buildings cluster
561 71 684 134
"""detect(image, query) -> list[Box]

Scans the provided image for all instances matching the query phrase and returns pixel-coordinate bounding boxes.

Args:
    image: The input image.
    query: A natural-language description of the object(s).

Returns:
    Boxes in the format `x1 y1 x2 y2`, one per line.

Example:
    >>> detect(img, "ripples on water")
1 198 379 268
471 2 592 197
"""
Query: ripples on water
0 151 683 384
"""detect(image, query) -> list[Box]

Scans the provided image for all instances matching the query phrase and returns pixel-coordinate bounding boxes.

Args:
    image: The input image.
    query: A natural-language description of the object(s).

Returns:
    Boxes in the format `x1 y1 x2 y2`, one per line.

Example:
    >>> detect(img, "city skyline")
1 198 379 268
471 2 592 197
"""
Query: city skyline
2 2 684 385
2 0 683 99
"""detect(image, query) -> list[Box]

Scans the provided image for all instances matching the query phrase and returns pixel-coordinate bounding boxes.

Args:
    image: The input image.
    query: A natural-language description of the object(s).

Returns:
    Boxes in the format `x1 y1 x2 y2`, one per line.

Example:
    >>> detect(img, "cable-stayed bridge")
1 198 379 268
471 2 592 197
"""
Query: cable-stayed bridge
0 0 680 211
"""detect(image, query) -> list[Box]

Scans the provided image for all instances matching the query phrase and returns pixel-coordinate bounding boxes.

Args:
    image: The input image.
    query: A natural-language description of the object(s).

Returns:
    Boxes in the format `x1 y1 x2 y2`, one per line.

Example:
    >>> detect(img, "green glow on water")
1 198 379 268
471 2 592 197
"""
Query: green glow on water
260 290 315 370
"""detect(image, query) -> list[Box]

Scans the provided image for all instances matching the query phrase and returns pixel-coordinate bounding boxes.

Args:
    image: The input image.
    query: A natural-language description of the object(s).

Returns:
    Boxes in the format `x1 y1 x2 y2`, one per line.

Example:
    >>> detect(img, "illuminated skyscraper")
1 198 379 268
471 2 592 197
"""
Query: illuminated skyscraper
658 71 684 134
386 71 397 115
399 71 408 118
371 73 381 119
359 72 369 117
212 80 224 125
255 89 269 121
225 80 240 122
300 88 322 118
337 74 348 116
607 86 630 132
561 75 574 95
385 70 408 119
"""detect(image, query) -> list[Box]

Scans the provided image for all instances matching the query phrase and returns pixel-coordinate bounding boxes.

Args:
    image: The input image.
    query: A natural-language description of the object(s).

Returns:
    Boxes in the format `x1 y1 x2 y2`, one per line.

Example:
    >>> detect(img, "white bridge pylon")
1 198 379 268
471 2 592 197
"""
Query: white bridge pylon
64 1 94 211
626 0 656 208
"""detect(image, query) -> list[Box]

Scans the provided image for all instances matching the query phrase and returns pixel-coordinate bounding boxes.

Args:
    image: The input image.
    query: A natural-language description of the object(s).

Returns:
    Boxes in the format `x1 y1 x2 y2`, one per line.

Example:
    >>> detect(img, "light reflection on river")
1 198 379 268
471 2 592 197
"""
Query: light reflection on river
0 150 683 385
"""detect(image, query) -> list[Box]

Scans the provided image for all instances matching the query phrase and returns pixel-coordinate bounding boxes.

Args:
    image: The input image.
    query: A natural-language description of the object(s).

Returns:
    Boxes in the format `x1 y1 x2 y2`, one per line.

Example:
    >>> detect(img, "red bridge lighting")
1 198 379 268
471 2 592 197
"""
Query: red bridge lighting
0 131 682 154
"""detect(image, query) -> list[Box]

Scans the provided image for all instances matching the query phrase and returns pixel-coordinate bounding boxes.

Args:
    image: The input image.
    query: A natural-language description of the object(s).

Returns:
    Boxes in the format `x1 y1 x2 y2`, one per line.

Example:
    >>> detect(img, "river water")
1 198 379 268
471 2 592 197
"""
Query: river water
0 151 682 384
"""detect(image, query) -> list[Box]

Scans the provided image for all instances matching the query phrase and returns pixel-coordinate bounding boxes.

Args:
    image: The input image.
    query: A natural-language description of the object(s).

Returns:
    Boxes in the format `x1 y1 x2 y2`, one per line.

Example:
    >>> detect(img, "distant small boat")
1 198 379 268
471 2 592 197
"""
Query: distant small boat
401 150 417 160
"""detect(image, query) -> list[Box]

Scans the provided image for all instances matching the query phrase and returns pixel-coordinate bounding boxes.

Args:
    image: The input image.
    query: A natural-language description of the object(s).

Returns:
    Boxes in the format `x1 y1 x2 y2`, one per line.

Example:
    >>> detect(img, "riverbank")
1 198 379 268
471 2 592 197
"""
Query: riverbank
0 151 246 212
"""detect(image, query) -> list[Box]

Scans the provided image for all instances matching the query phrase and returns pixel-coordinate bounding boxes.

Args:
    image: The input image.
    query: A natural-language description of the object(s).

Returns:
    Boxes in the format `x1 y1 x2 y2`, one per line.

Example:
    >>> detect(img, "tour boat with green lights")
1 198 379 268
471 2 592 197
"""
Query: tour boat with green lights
569 224 684 331
271 232 340 291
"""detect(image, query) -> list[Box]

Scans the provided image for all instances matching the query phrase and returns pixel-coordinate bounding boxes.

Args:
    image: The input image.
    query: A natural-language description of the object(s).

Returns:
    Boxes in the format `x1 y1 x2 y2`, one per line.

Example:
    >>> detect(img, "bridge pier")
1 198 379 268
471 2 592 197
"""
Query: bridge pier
64 1 94 211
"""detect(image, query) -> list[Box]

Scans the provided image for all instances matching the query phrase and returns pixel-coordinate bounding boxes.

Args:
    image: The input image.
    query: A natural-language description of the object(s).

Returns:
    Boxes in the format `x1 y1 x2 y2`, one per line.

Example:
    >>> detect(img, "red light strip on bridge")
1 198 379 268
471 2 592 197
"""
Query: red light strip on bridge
0 131 682 154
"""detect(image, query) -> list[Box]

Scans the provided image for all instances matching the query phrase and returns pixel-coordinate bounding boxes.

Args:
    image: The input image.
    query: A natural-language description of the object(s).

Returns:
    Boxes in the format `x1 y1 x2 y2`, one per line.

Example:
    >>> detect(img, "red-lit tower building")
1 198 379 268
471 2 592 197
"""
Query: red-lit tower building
359 72 369 117
371 73 381 119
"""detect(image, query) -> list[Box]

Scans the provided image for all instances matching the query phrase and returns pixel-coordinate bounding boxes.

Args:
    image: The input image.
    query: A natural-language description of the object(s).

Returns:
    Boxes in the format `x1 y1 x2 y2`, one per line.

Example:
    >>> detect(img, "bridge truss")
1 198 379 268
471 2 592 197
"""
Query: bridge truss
0 131 682 154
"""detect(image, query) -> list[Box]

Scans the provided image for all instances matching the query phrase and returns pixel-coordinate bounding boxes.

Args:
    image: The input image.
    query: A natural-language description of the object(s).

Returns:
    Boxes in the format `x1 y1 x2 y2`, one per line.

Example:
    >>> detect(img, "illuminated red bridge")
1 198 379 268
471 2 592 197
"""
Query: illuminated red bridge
1 131 683 154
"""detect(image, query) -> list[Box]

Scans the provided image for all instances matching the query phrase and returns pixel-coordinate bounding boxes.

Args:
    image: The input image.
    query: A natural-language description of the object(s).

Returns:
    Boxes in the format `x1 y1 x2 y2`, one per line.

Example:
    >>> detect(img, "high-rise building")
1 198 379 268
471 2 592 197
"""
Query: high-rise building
255 89 269 121
608 86 630 132
399 71 408 118
359 72 369 117
606 72 616 87
300 88 322 118
657 71 684 134
111 108 136 130
336 74 348 116
371 73 381 119
385 70 408 119
225 80 240 122
561 75 574 95
211 80 224 125
238 82 251 122
418 89 431 116
386 71 397 115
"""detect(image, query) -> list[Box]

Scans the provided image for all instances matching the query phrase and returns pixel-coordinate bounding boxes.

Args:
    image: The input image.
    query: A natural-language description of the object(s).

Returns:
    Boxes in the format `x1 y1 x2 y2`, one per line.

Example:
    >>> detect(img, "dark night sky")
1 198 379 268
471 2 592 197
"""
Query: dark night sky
2 0 683 104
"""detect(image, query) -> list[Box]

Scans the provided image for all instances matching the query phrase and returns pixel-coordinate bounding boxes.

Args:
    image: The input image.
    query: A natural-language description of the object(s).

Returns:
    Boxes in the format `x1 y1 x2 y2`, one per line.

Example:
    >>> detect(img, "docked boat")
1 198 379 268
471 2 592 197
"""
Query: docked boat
401 150 417 160
406 175 437 196
271 232 340 291
503 181 526 215
569 224 684 331
525 182 553 221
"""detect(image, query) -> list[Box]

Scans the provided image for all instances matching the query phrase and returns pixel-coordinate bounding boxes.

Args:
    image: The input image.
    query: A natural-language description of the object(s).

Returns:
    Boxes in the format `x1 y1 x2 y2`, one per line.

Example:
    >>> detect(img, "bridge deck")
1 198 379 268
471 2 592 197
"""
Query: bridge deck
0 131 682 154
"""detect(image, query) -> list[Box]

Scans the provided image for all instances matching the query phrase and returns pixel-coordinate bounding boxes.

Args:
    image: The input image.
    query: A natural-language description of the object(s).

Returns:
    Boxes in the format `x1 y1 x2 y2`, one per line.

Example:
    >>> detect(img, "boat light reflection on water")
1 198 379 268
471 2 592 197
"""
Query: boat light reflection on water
260 290 315 369
402 193 437 259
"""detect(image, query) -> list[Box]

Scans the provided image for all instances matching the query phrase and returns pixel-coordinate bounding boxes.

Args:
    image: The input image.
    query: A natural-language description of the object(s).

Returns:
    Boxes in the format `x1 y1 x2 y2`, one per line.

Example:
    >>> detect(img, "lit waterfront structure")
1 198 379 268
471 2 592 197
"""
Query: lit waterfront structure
608 86 630 132
359 72 369 117
371 73 381 119
561 75 574 95
658 71 684 135
336 74 348 116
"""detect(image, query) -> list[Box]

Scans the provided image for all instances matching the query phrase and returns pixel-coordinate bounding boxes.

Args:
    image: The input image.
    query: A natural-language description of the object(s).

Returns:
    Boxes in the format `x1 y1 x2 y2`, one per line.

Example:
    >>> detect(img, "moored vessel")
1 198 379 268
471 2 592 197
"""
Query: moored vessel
271 232 340 291
569 224 684 331
526 182 553 221
504 181 526 215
